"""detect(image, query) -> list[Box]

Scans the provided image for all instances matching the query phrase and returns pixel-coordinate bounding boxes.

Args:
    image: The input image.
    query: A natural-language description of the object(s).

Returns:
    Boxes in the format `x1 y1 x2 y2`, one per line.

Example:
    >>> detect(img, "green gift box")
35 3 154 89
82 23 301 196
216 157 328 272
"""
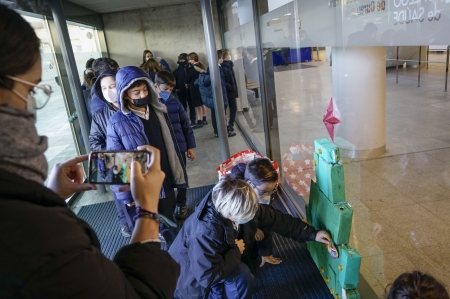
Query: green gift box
314 152 346 204
314 138 341 163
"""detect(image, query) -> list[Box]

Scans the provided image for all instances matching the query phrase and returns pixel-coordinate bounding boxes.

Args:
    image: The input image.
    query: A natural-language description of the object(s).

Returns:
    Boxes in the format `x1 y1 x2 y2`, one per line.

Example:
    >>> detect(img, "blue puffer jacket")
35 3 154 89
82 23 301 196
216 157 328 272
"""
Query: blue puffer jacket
106 66 187 204
89 69 118 151
220 60 239 99
195 66 228 109
90 88 107 115
149 59 171 82
160 93 196 153
169 191 318 299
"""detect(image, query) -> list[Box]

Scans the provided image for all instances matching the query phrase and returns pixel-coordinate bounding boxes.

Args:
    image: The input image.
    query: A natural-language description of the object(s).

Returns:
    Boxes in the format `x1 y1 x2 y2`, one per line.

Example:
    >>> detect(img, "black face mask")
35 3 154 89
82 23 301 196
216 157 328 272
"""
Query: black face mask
131 96 148 108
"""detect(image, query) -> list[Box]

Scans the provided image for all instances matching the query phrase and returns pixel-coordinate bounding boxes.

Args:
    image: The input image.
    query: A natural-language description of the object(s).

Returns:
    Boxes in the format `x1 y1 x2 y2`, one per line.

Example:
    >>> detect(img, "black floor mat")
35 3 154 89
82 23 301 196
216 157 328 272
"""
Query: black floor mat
76 186 332 298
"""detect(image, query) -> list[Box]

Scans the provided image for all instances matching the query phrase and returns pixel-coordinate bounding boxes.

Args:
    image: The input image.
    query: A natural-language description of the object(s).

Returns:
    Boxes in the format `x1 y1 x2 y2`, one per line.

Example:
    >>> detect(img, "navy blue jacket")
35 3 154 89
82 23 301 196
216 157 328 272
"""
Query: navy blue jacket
89 69 118 151
195 66 228 110
220 60 239 99
90 89 107 115
169 191 318 298
172 64 188 92
149 59 171 82
160 93 196 153
106 66 187 204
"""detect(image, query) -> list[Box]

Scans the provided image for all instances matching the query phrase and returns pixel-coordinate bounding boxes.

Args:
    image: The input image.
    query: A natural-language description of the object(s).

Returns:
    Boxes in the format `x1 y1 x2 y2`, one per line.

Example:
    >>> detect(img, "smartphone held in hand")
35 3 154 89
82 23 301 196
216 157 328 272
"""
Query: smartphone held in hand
88 150 149 184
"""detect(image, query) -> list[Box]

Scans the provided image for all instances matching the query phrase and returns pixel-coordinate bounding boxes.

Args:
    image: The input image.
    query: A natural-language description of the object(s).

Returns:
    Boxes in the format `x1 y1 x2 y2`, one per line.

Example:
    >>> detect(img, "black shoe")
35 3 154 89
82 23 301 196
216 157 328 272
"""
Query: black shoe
192 122 203 129
227 125 234 132
174 205 188 220
214 132 218 138
202 120 208 125
121 225 132 238
228 131 236 137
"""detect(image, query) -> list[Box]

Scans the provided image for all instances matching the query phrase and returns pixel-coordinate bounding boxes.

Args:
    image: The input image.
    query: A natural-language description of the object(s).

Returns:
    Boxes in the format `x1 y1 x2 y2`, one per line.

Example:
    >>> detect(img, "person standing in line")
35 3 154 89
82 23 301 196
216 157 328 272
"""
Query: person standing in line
220 49 238 133
154 70 196 220
0 4 179 297
106 66 187 247
196 50 236 138
143 57 171 83
90 57 120 115
89 69 133 237
173 53 196 126
185 52 207 129
139 49 153 69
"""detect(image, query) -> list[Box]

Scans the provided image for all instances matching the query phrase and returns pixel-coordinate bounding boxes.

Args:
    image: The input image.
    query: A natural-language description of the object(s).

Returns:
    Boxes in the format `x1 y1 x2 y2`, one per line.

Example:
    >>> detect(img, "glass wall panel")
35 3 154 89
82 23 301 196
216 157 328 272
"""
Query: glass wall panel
232 0 450 295
23 15 78 177
223 0 267 155
67 22 102 83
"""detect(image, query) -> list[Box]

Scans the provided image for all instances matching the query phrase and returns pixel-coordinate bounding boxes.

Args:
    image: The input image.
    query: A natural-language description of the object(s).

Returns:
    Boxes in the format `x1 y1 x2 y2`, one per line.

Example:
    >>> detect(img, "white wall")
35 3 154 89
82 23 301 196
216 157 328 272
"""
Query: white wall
102 2 223 70
268 0 292 12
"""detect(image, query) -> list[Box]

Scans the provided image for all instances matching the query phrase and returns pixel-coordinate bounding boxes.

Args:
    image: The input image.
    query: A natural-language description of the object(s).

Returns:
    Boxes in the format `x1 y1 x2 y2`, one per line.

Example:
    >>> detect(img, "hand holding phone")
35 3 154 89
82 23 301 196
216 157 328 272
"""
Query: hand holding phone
129 145 165 212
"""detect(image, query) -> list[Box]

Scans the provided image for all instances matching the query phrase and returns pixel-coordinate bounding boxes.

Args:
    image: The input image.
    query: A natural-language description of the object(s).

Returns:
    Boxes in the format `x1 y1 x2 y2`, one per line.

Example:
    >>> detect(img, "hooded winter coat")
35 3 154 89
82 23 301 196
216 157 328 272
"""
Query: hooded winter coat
173 63 189 92
89 69 118 151
185 64 204 106
160 93 196 153
169 191 318 299
220 60 239 99
106 66 187 205
195 67 229 110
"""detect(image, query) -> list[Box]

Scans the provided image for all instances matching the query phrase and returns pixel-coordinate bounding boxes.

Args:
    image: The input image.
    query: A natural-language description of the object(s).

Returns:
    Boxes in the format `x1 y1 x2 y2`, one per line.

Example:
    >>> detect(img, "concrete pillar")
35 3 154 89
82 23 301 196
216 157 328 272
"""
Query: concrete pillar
332 47 386 159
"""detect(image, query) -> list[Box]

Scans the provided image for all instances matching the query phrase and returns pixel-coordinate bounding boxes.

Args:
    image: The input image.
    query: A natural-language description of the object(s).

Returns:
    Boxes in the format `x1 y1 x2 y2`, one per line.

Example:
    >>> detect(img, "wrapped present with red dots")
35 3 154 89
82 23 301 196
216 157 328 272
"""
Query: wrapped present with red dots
217 150 279 180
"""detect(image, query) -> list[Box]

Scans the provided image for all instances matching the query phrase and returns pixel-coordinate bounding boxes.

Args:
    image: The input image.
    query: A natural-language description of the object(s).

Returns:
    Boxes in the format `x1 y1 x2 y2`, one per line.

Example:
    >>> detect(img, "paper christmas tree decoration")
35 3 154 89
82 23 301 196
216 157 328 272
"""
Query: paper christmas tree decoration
307 139 361 299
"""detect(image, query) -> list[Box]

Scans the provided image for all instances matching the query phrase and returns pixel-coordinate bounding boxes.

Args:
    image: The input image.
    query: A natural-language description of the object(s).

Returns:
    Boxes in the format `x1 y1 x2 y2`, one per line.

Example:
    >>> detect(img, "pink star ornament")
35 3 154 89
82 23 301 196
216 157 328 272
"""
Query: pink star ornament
323 97 341 141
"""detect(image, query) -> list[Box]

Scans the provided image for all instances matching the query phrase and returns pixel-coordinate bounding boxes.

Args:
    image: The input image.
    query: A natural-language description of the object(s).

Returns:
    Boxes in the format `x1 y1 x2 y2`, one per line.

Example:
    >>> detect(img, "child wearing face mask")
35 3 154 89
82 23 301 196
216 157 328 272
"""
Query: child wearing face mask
154 71 196 220
169 176 331 299
106 66 187 246
231 158 283 267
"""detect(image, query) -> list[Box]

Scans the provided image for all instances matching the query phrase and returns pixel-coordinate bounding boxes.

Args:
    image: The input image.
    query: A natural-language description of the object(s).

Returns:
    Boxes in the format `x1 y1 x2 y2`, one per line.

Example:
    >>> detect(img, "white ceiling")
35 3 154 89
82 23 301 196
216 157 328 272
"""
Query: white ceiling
68 0 200 14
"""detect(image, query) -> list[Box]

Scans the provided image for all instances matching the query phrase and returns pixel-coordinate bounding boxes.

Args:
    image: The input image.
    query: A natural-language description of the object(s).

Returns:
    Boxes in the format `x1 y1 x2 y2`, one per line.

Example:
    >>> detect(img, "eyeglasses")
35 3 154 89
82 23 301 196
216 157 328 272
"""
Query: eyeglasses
6 75 53 109
257 188 277 197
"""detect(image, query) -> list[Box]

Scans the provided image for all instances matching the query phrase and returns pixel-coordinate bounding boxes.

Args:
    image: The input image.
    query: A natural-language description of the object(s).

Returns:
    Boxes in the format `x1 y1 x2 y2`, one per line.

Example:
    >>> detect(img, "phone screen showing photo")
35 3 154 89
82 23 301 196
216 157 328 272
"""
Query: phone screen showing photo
88 151 148 184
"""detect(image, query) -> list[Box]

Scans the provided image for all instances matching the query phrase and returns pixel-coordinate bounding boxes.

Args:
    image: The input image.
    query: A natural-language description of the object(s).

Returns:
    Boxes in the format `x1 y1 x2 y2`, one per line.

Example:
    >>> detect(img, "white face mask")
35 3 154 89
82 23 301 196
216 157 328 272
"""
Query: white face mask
146 57 150 61
259 194 271 204
12 88 37 121
102 88 117 104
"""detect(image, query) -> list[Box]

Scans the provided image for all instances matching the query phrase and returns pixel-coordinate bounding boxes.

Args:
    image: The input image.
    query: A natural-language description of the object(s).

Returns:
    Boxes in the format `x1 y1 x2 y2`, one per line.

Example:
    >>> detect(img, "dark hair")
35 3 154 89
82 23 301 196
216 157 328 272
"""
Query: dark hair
84 69 95 88
143 58 163 73
155 71 176 87
217 49 223 60
188 52 205 70
140 50 153 68
127 79 148 91
0 4 40 89
386 271 449 299
222 50 230 59
178 53 188 61
92 58 119 77
244 158 278 186
85 58 95 69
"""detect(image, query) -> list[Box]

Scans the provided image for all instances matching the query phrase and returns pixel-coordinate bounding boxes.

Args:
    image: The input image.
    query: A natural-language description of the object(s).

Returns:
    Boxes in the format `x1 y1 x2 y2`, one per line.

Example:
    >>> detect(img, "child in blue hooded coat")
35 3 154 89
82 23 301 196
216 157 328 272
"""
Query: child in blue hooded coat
154 70 196 220
106 66 187 241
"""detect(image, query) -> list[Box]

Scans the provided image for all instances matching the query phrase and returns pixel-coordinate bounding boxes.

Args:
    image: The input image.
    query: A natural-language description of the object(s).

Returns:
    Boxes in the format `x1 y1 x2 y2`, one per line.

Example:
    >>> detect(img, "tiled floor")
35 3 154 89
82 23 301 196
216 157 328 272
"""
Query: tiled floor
273 51 450 295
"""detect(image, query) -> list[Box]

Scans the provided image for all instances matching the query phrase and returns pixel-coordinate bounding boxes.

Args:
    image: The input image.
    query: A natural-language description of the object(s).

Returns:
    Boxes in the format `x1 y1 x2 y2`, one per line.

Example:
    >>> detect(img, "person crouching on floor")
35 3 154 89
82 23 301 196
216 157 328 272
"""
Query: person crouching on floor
169 175 332 299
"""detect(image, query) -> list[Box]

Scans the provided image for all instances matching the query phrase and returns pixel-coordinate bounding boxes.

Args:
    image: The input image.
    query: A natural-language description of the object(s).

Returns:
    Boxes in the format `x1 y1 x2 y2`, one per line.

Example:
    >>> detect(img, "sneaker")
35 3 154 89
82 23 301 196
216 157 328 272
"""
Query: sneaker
202 119 208 125
228 131 236 137
120 225 132 238
214 133 218 138
174 205 188 220
227 125 234 132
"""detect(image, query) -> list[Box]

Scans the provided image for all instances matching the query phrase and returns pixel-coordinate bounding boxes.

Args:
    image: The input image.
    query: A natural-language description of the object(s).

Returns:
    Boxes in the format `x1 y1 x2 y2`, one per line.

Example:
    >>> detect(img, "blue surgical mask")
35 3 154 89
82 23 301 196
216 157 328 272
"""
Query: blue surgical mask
159 91 171 102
